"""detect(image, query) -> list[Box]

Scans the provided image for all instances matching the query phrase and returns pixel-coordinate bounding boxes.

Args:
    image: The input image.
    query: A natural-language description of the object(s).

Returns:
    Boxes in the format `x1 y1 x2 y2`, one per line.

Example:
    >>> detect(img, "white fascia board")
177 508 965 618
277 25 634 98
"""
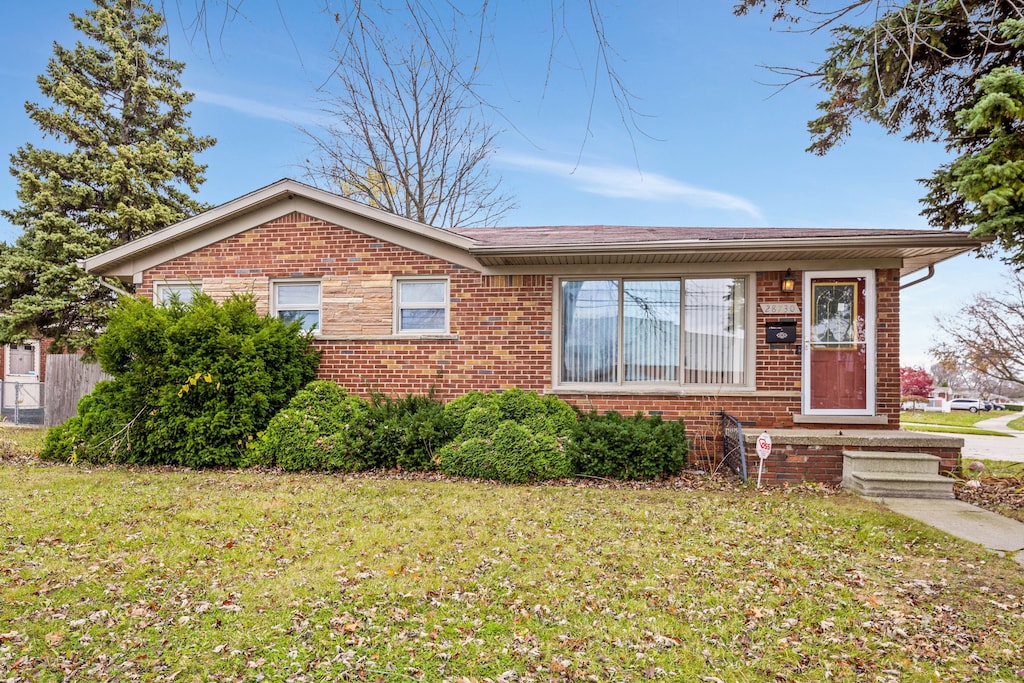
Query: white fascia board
467 232 989 259
82 179 482 278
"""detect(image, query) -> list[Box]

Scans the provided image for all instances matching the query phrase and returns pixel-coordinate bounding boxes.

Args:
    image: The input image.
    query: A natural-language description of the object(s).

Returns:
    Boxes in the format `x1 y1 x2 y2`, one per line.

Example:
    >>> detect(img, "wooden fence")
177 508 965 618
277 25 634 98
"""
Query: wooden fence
44 354 111 427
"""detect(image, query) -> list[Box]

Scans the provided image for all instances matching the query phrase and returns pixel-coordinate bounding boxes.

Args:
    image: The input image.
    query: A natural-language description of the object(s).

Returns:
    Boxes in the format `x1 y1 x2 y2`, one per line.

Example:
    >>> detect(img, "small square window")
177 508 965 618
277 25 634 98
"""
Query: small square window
396 278 448 333
155 281 202 306
274 281 320 333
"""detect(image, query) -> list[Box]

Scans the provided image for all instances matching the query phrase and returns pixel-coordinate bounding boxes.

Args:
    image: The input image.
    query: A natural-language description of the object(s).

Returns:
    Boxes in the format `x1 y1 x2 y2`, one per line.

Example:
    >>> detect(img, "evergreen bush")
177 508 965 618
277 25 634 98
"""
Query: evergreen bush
437 389 576 482
362 392 453 470
42 294 319 466
245 380 373 471
568 410 688 480
247 385 452 472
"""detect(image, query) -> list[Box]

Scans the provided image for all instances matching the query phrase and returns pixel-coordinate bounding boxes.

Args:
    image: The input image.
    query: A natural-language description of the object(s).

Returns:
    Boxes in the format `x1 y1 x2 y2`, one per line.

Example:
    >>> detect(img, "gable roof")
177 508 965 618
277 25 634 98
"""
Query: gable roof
82 178 480 278
82 178 991 280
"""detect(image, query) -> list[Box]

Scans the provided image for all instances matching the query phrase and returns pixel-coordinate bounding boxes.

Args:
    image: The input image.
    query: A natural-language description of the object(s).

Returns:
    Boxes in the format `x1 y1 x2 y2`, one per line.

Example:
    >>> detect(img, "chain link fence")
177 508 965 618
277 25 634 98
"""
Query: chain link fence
0 381 45 427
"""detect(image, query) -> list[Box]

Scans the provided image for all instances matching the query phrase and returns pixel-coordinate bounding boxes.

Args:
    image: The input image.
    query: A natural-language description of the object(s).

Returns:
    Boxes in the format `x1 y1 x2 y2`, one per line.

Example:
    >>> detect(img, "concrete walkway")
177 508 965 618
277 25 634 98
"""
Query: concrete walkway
903 412 1024 463
882 497 1024 567
886 413 1024 566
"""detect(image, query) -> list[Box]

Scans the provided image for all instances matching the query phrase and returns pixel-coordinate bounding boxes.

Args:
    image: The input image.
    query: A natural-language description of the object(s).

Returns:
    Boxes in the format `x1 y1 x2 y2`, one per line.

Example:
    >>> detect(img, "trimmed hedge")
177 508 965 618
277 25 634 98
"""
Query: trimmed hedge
568 410 688 480
247 385 452 472
436 389 577 483
245 381 372 471
363 392 454 471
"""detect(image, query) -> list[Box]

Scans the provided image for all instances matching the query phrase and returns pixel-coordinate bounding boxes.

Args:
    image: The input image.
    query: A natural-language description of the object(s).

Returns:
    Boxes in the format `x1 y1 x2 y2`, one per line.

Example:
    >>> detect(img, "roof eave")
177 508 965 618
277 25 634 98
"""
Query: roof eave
468 232 992 275
82 178 478 277
467 232 990 257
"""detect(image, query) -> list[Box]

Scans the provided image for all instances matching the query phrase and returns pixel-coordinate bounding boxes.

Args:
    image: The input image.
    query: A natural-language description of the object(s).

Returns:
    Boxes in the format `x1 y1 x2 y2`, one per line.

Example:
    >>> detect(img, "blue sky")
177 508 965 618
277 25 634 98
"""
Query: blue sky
0 1 1008 368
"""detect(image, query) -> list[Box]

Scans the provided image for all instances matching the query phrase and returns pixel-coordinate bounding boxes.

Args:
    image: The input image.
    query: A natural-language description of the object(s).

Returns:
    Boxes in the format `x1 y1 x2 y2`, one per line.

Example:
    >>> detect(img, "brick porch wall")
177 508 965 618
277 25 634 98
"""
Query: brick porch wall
141 212 909 482
739 434 962 485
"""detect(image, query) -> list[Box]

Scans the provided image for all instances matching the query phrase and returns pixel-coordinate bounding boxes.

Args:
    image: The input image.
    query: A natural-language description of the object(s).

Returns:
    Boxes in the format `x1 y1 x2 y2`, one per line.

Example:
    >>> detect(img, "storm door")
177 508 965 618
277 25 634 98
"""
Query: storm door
802 273 874 415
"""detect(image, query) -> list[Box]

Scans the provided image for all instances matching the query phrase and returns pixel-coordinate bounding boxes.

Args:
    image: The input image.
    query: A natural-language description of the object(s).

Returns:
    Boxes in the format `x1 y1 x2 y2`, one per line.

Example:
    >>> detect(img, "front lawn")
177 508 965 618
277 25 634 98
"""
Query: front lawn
900 410 1013 428
0 426 47 456
1 464 1022 681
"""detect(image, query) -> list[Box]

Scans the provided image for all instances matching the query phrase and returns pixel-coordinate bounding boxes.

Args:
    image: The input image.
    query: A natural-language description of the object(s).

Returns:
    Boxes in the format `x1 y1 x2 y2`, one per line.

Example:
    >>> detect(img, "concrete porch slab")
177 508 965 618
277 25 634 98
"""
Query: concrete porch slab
744 428 964 449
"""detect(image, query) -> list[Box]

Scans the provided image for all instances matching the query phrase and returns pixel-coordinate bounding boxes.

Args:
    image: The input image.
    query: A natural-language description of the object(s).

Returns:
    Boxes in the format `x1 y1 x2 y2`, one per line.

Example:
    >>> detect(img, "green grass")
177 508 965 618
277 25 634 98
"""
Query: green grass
1 464 1022 682
900 410 1020 435
0 425 47 455
900 410 1014 428
900 424 1012 436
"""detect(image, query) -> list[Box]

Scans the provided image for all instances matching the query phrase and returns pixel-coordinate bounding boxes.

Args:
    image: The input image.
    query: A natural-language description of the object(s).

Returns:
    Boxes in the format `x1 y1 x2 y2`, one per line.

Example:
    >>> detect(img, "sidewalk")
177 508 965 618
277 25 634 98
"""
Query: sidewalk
889 413 1024 566
882 497 1024 567
903 413 1024 463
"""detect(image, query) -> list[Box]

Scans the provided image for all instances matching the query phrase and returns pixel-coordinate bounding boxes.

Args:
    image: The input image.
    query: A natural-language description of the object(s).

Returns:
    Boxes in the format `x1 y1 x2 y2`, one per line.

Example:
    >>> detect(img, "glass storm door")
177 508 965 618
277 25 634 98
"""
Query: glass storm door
803 273 874 415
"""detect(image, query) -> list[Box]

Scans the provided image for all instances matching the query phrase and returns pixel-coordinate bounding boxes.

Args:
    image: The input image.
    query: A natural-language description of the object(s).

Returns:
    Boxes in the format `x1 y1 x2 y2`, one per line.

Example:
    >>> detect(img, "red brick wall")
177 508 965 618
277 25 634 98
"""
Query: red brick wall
875 269 902 426
143 213 554 397
316 272 552 397
740 443 961 485
141 212 908 479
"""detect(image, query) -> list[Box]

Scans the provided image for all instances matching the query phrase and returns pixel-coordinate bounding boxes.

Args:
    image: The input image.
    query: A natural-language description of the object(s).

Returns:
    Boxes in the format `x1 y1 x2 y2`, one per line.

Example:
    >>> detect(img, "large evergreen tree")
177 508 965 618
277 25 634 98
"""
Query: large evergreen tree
0 0 214 351
922 21 1024 263
735 1 1024 261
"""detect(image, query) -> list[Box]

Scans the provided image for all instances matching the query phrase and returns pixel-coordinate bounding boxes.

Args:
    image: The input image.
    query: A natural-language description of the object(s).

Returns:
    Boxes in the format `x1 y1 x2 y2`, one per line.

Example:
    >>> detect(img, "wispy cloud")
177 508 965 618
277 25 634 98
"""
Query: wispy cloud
193 89 325 127
500 153 764 221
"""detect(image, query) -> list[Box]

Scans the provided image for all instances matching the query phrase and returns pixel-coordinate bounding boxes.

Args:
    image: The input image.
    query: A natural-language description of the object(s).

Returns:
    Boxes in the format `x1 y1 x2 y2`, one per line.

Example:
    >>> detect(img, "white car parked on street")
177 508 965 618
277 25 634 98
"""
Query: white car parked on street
949 398 989 413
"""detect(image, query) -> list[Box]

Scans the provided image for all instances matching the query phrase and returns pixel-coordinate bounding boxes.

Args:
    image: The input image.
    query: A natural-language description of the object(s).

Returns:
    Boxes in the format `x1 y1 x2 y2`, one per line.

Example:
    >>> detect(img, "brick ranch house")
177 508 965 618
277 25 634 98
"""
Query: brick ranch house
81 179 989 483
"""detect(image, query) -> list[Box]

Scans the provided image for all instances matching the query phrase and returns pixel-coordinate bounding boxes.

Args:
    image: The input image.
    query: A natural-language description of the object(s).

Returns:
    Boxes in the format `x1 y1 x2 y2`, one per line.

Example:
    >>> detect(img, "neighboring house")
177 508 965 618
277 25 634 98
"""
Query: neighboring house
81 179 989 482
925 386 953 412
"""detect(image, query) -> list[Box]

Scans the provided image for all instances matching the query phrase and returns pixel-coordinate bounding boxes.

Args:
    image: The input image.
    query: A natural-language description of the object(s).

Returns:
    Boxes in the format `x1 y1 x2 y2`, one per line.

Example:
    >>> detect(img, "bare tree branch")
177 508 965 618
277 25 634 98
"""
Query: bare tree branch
164 1 650 167
931 270 1024 391
301 9 515 228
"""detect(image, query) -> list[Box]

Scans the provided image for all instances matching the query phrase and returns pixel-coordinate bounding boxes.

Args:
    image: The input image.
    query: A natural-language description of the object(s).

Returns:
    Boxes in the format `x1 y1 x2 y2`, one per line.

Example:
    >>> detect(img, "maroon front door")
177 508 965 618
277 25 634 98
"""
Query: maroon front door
807 276 868 411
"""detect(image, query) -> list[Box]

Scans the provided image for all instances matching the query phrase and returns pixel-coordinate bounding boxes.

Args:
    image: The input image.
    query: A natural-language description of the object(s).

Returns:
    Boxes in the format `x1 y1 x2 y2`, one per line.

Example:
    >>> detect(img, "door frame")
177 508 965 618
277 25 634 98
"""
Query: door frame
3 340 42 409
801 270 876 416
3 340 41 379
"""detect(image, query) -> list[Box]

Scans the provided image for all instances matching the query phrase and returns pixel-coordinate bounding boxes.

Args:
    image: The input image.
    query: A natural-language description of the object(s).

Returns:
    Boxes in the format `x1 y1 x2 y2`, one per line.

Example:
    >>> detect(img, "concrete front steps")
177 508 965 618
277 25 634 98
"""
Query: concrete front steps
842 450 954 499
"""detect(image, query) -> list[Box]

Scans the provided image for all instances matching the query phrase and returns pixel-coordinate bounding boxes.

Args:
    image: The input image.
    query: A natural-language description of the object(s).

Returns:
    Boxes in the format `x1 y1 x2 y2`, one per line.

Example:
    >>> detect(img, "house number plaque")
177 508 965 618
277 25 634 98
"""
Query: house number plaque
759 303 800 314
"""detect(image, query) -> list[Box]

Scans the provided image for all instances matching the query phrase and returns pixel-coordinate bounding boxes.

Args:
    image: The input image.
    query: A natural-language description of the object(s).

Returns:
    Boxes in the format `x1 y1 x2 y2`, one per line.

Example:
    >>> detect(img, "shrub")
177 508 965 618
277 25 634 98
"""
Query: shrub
246 381 373 471
247 384 452 472
362 391 453 470
42 294 319 467
568 410 688 480
43 382 135 464
437 389 576 483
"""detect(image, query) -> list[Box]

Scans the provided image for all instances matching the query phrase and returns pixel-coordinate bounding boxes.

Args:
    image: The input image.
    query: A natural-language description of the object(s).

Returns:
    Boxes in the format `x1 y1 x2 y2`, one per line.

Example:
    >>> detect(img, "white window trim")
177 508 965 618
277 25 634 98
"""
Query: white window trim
154 280 203 305
394 276 450 335
272 279 322 334
800 269 876 416
552 275 756 392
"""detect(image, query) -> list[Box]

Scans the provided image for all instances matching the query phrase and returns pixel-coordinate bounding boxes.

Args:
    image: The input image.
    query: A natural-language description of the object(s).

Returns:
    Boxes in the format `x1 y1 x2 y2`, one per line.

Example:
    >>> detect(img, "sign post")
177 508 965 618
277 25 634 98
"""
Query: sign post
755 430 772 488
